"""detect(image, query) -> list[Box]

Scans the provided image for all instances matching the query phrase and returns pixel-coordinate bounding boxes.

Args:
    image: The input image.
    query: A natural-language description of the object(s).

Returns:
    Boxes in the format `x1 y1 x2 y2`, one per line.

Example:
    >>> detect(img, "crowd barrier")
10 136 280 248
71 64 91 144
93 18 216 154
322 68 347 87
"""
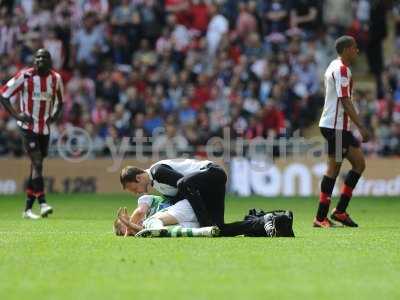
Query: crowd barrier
0 157 399 196
230 157 400 196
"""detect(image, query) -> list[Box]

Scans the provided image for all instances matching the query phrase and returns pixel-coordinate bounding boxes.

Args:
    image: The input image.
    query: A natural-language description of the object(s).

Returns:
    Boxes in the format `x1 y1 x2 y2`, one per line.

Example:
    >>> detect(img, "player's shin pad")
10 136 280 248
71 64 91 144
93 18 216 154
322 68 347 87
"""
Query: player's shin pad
168 226 219 237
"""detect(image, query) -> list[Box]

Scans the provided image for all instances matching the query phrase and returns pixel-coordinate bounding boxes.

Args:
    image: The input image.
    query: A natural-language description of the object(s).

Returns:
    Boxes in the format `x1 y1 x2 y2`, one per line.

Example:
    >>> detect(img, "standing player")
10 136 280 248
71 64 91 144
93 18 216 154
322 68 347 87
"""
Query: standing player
314 36 370 228
0 49 63 219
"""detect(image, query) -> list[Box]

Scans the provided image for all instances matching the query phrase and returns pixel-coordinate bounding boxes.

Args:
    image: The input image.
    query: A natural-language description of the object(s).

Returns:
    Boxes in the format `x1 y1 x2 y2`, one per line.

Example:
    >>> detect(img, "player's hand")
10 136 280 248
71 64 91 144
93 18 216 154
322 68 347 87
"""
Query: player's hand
46 116 54 125
117 207 130 220
117 207 142 235
17 113 33 124
359 127 370 143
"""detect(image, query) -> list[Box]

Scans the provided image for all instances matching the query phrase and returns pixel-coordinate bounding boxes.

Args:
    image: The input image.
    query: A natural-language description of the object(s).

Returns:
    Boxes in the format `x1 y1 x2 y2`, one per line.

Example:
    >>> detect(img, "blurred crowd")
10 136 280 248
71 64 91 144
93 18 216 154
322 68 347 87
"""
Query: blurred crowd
0 0 399 158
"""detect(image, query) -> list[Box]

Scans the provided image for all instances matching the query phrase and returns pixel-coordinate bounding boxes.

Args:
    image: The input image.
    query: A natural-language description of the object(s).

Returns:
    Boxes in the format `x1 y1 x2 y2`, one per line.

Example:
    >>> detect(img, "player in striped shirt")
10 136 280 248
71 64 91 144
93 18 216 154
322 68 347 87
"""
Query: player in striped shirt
314 36 370 228
0 49 63 219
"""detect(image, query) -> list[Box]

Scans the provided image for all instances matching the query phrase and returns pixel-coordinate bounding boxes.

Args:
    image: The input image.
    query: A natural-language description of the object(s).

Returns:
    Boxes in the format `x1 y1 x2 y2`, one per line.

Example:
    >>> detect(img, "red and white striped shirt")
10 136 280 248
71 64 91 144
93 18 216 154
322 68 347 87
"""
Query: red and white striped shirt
319 58 353 131
1 68 64 135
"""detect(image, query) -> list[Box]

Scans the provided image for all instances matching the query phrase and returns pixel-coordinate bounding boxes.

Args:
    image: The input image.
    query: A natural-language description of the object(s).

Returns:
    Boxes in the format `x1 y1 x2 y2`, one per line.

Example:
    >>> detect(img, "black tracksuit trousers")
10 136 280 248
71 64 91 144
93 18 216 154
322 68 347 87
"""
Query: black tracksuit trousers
179 163 260 237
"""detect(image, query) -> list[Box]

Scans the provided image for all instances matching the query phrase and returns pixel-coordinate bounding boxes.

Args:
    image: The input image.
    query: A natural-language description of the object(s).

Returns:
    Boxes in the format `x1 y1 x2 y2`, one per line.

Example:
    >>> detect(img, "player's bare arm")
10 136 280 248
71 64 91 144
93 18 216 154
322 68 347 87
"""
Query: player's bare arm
341 97 370 142
115 207 143 236
115 206 181 237
129 203 150 225
47 102 63 125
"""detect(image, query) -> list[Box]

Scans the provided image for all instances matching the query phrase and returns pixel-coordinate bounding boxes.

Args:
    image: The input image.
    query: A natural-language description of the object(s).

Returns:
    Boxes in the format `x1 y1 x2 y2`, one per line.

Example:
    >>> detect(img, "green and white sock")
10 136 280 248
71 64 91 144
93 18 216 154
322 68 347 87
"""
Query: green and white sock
167 226 219 237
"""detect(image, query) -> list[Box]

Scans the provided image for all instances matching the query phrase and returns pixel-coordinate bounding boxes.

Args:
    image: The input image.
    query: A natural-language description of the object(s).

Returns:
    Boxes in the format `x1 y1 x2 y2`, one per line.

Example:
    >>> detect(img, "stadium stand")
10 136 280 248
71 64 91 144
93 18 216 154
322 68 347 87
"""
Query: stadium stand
0 0 398 157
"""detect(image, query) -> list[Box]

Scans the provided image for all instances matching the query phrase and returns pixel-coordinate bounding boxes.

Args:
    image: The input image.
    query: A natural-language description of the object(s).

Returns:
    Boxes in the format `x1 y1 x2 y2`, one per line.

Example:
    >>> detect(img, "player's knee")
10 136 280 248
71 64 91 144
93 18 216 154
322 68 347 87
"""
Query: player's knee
354 159 366 174
33 158 43 168
331 169 340 178
32 159 43 175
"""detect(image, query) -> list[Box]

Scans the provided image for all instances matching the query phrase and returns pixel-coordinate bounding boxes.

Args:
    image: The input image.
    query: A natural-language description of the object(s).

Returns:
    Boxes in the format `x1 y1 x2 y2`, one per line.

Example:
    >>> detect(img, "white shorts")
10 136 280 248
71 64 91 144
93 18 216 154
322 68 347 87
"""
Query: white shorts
153 199 199 228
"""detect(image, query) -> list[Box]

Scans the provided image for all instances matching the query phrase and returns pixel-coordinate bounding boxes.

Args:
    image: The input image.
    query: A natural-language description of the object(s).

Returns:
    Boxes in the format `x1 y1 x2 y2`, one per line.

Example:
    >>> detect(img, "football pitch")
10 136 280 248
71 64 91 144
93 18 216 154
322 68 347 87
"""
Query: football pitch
0 194 399 300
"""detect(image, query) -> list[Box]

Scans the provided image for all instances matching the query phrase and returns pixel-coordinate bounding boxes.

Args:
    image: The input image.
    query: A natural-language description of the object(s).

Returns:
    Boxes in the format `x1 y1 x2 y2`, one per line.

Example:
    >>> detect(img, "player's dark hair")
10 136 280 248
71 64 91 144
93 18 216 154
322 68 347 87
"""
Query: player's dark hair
335 36 355 55
120 166 145 189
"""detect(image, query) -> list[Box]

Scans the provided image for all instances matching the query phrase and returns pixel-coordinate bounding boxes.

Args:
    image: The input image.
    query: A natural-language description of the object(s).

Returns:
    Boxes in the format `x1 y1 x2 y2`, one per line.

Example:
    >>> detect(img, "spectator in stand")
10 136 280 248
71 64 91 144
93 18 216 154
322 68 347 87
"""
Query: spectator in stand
66 68 96 114
133 38 157 67
153 122 189 155
243 32 263 62
111 0 139 33
80 0 109 21
139 0 164 45
0 0 395 159
262 0 290 36
179 96 197 125
27 1 52 34
206 3 228 57
365 0 388 99
245 114 264 140
124 86 146 118
165 0 190 26
236 1 257 41
192 73 211 110
262 101 285 139
128 112 146 138
143 106 164 136
393 1 400 50
168 13 191 55
195 109 212 146
110 32 131 65
91 98 109 127
54 1 73 70
290 0 319 38
322 0 352 38
189 0 209 35
71 12 108 77
20 31 43 65
0 13 21 56
44 28 64 70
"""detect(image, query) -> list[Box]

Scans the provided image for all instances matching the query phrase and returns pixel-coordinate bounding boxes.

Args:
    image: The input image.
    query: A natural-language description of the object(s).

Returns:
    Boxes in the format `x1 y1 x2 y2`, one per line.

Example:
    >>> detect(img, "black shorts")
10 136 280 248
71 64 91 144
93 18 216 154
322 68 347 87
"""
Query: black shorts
320 127 360 157
20 128 50 158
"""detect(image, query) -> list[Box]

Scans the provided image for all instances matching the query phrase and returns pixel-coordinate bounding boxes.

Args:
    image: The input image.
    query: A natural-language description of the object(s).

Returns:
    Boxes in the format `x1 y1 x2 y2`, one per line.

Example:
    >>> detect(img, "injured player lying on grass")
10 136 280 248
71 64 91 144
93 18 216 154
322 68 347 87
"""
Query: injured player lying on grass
113 195 295 238
114 195 219 237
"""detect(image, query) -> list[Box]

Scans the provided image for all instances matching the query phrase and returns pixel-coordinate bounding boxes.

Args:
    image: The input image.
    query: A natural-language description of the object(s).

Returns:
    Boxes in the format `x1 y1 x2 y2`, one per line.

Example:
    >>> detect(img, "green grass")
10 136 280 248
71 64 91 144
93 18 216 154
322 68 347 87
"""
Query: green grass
0 195 399 300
